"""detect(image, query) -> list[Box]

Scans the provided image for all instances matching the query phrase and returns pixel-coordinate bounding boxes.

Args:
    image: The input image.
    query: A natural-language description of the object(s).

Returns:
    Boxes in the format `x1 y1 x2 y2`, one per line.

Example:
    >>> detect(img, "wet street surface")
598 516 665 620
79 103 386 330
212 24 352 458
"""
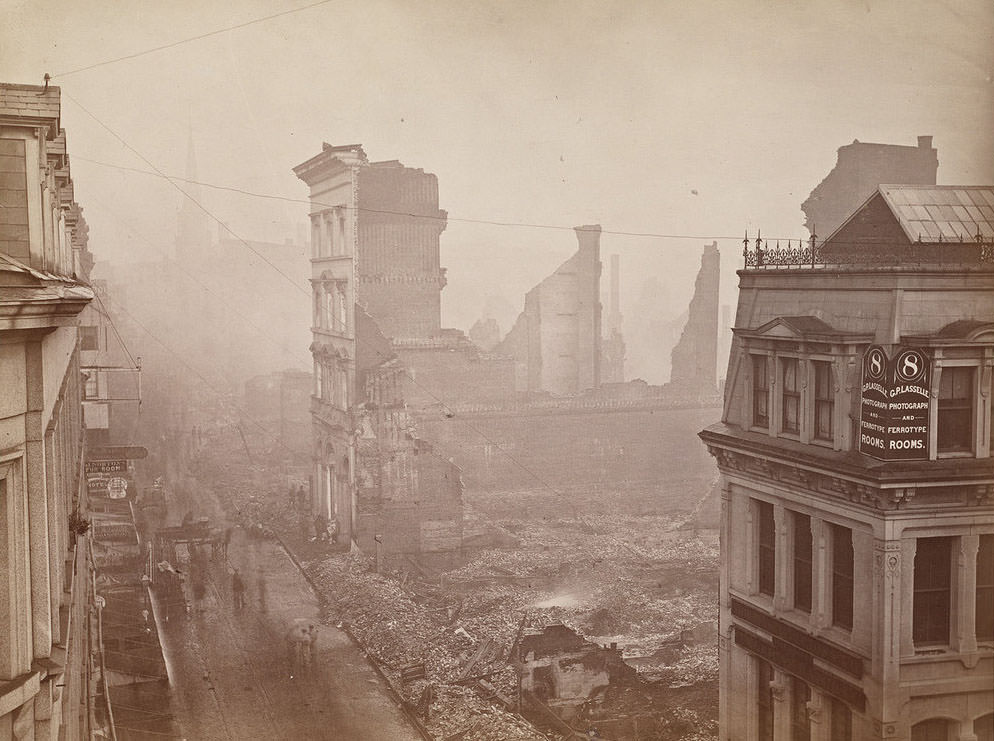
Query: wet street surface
146 455 421 741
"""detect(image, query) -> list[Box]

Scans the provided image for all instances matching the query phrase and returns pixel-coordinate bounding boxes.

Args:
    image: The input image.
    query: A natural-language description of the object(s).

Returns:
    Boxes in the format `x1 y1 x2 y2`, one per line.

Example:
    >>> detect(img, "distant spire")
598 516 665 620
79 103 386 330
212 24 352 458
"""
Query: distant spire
174 125 211 260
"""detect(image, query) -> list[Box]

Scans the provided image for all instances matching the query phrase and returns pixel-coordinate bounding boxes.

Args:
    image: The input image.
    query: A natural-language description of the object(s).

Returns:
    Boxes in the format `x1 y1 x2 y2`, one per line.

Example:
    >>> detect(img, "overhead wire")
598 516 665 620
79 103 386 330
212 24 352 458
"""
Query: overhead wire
50 0 337 79
73 155 752 243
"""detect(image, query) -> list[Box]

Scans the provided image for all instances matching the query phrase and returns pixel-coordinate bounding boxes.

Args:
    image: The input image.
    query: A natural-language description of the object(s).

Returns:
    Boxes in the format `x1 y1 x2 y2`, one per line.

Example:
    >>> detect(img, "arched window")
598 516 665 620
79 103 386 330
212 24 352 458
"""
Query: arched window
911 718 954 741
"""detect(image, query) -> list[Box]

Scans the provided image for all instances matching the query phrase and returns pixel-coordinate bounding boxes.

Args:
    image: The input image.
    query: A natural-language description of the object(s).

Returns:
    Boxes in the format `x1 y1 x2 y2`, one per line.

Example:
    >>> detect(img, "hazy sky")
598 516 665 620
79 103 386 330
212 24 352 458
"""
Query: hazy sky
3 0 993 333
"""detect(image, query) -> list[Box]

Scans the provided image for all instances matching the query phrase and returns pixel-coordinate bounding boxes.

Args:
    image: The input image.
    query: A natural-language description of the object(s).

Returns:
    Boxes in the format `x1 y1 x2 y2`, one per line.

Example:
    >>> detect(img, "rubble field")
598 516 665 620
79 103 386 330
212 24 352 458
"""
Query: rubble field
191 423 719 740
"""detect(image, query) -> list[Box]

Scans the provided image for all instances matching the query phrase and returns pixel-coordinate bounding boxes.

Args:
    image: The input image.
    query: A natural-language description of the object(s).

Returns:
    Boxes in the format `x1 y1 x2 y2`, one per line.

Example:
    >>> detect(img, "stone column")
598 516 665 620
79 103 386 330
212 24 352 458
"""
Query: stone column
773 503 788 613
771 668 791 740
812 516 829 631
956 535 979 660
25 340 53 660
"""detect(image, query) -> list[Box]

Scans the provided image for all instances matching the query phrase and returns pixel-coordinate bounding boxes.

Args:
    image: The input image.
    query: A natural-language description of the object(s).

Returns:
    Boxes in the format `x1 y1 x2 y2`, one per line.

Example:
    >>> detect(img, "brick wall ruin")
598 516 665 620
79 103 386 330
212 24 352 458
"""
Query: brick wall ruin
498 225 603 396
667 242 719 399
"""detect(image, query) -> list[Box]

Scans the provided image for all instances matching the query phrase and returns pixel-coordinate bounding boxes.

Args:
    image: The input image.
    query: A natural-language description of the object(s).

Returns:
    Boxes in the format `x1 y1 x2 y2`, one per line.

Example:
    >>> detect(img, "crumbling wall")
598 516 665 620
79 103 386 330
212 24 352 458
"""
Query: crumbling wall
356 162 448 340
668 242 719 399
801 135 937 237
497 225 602 396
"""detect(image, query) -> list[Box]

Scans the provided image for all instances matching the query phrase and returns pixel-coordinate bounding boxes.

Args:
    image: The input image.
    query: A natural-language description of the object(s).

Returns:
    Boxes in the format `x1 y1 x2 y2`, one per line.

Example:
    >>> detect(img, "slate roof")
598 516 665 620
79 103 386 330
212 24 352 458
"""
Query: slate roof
0 83 61 138
879 185 994 242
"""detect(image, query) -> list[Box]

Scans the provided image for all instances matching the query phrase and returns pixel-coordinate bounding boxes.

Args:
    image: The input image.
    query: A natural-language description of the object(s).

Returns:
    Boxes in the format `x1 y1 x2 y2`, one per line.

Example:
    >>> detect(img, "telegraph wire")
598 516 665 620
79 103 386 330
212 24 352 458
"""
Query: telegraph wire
63 93 310 297
50 0 337 79
92 291 139 370
72 156 748 244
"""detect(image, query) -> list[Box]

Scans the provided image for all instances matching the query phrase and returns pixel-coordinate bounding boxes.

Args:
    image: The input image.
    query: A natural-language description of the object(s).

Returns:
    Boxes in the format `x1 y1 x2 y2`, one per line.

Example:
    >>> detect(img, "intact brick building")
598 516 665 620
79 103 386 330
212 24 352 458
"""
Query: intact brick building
802 136 938 239
700 185 994 740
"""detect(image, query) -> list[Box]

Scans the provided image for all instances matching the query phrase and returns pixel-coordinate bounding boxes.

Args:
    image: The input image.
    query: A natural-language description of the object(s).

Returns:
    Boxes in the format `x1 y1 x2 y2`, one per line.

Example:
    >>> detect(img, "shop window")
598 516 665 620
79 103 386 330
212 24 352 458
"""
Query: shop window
829 697 852 741
757 500 775 597
757 659 774 741
831 524 854 630
813 361 834 441
790 676 811 741
937 366 974 453
753 355 769 428
913 537 952 646
792 511 812 613
977 534 994 642
782 357 800 433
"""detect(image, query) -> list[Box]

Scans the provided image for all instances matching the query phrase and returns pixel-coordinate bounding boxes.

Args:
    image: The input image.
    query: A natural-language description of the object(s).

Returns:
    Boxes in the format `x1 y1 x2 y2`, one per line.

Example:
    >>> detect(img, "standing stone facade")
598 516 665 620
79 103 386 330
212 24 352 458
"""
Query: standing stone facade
294 144 462 555
700 187 994 741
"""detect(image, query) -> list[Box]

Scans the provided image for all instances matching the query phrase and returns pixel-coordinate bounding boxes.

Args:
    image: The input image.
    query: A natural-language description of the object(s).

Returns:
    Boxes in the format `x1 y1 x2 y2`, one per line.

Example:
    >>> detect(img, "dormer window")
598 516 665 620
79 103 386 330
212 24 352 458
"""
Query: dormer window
937 366 974 454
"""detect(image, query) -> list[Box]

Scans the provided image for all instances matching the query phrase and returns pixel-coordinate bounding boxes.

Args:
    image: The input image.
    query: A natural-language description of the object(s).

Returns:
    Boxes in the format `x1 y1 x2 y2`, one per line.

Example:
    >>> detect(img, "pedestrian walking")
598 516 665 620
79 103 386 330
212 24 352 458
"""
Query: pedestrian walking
192 577 206 613
313 513 328 543
231 569 245 610
222 526 232 559
287 484 296 509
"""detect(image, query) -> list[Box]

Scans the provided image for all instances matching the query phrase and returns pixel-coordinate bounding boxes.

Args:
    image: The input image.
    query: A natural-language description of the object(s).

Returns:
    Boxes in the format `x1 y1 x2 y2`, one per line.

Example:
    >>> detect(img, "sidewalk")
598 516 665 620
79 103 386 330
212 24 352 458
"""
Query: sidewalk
150 501 422 740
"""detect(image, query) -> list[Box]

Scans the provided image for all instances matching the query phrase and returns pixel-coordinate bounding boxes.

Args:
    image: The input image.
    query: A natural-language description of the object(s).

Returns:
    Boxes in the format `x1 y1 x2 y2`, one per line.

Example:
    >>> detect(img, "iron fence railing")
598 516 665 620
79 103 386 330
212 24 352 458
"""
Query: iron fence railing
742 232 994 269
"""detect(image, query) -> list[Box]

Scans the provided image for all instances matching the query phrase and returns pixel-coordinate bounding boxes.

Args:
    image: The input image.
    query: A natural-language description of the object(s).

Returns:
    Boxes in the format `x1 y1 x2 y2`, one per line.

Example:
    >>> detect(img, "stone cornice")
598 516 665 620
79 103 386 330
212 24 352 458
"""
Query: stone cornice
700 424 994 512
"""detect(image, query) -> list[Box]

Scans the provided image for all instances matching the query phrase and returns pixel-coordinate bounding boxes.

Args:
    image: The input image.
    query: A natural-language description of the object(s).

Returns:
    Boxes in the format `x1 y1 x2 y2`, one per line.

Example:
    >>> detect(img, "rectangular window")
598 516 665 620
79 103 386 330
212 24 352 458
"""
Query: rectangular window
831 524 854 630
792 512 812 613
753 355 769 428
937 366 974 453
782 357 800 433
757 500 775 598
977 534 994 642
80 325 100 351
913 536 952 646
0 138 30 259
813 361 834 441
757 659 774 741
83 371 98 400
790 675 811 741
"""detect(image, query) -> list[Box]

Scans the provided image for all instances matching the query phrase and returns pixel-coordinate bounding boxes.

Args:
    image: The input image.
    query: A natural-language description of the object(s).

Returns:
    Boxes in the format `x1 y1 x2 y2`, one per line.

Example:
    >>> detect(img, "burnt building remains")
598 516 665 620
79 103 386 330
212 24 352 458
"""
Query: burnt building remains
498 225 603 396
668 241 720 399
802 135 938 238
294 144 463 555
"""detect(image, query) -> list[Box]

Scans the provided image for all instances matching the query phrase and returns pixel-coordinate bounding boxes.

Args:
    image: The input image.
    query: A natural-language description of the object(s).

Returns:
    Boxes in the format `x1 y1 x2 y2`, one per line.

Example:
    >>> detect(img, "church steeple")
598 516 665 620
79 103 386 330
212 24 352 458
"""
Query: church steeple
174 126 211 261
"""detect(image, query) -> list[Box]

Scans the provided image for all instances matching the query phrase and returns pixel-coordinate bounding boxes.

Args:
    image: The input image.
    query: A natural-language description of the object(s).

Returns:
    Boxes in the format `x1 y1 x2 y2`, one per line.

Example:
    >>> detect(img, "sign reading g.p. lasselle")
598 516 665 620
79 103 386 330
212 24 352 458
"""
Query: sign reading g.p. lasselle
859 345 931 461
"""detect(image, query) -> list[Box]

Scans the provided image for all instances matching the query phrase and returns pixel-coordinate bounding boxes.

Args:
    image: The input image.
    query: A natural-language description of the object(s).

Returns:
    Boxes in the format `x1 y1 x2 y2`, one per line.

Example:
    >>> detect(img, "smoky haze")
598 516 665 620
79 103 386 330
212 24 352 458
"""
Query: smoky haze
4 0 993 386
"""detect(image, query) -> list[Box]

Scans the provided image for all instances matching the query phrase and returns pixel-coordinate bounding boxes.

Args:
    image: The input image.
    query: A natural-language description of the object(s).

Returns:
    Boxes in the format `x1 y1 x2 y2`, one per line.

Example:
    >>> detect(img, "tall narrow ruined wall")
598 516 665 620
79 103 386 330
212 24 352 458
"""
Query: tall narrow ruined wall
497 225 602 396
668 243 719 398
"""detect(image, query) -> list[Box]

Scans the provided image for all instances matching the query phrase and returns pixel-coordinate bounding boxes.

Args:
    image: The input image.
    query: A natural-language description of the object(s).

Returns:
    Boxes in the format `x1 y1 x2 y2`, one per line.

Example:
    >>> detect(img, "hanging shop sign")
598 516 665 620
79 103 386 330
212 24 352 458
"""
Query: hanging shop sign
85 459 127 474
859 345 931 461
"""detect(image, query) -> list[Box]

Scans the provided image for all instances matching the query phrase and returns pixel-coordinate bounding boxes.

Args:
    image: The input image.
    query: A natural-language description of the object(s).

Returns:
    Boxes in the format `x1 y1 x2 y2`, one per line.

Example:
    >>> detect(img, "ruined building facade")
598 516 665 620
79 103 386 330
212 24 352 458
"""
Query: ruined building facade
669 242 720 399
498 225 603 396
601 253 625 384
801 136 938 238
294 144 462 555
700 186 994 740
